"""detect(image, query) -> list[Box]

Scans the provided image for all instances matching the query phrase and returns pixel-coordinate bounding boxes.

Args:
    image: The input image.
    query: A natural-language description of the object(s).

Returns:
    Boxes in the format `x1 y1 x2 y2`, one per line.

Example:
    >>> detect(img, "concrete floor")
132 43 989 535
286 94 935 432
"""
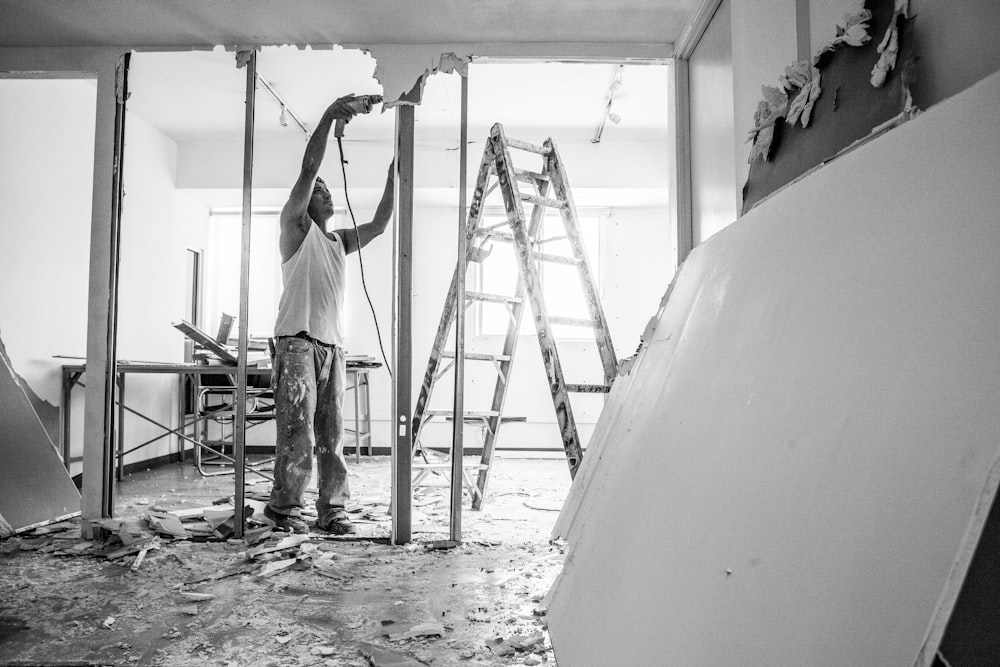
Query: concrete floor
0 455 571 666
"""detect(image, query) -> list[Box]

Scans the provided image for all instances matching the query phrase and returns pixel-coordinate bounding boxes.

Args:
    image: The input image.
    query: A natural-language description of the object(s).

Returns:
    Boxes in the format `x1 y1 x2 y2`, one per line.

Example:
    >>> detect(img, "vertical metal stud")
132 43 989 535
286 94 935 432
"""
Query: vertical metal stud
673 58 694 264
392 103 415 545
449 72 469 542
233 49 257 540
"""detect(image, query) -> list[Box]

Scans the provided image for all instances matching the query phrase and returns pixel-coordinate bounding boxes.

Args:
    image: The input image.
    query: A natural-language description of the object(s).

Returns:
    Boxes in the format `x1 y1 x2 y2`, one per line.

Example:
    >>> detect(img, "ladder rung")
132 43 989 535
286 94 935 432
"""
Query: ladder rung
565 383 612 393
514 167 549 183
413 462 489 470
442 351 512 362
520 192 566 209
549 315 595 328
505 137 551 155
465 291 523 305
475 230 517 244
533 252 580 266
425 410 500 419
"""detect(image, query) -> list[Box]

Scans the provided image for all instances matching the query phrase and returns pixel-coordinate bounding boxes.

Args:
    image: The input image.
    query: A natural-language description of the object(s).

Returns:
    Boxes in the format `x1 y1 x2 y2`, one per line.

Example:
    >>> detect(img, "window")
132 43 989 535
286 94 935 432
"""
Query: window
205 210 281 338
475 208 607 338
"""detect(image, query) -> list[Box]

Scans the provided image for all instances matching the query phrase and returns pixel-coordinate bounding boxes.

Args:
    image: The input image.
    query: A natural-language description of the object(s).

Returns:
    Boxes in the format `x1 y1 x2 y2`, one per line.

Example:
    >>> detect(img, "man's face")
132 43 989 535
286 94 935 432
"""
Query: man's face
309 180 335 222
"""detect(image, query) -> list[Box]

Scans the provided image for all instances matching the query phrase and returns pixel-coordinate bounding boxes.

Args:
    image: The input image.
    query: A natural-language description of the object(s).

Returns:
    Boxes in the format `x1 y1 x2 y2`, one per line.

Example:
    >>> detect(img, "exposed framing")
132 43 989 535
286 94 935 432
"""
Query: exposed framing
449 72 470 542
232 49 258 539
391 103 415 545
3 43 684 545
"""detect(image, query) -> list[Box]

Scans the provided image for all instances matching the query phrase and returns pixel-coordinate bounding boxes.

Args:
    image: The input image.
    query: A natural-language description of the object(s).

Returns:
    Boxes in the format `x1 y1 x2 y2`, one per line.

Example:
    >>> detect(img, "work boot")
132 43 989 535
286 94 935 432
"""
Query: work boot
316 511 356 536
263 505 308 534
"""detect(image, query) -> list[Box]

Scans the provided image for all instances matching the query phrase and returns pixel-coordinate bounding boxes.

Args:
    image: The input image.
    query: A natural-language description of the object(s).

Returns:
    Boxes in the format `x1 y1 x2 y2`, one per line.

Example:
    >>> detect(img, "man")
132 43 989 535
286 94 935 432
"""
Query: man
265 95 394 534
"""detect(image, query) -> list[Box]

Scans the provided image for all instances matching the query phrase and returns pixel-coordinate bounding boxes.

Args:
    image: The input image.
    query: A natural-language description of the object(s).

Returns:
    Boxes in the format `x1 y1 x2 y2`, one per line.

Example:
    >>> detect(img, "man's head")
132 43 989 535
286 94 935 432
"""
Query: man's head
308 177 336 226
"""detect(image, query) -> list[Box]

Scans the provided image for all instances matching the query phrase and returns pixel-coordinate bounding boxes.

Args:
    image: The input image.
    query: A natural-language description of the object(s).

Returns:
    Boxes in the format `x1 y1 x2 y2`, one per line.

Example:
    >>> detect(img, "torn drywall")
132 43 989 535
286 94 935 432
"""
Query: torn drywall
547 69 1000 665
0 330 60 451
742 0 915 213
365 46 471 105
1 331 80 533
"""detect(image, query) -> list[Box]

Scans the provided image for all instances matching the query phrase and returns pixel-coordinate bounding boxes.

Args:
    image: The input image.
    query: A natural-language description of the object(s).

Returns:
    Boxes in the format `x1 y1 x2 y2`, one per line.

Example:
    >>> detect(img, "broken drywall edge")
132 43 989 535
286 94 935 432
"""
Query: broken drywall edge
0 330 59 452
915 447 1000 666
216 42 471 106
365 46 471 106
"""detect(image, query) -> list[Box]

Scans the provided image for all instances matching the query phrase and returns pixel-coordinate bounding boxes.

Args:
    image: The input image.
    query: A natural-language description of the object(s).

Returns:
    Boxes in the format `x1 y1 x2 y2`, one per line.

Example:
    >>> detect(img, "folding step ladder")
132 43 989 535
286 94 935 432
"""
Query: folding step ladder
411 123 618 509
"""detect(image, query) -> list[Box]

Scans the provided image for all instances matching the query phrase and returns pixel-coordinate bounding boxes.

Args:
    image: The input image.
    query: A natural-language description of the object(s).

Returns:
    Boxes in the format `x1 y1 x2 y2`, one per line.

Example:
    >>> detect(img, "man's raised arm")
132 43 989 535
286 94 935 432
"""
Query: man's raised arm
337 161 395 255
279 95 359 259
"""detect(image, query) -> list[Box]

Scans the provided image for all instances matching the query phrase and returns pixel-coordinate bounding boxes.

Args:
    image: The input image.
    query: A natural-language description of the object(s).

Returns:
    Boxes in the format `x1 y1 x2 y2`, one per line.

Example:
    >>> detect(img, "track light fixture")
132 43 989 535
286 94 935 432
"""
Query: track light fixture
592 65 625 143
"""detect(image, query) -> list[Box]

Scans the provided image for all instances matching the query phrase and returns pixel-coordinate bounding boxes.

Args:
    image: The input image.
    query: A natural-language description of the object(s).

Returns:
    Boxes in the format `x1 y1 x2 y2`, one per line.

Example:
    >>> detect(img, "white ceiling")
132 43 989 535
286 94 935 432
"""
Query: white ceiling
0 1 699 49
126 47 672 147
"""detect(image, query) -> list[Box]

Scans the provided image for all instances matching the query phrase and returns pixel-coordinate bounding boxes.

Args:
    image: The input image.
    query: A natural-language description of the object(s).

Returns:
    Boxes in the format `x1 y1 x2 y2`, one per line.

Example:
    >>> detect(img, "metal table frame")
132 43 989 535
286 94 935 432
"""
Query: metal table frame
61 362 374 502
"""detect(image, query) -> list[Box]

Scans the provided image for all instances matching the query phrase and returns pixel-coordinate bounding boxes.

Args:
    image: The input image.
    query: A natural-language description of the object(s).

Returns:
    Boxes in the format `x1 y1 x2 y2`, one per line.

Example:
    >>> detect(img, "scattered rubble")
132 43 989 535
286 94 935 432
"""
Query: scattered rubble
0 458 568 665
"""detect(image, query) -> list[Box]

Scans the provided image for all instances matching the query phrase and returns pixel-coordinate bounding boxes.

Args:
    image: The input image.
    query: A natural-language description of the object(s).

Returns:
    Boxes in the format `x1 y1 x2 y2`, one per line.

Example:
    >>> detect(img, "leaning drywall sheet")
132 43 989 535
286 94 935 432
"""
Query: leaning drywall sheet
0 338 80 534
548 70 1000 666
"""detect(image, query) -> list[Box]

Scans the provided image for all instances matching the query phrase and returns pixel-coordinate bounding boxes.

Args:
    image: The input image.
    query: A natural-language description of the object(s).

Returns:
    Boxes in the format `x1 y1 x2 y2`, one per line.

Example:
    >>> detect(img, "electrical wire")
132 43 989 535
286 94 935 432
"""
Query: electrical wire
335 135 393 379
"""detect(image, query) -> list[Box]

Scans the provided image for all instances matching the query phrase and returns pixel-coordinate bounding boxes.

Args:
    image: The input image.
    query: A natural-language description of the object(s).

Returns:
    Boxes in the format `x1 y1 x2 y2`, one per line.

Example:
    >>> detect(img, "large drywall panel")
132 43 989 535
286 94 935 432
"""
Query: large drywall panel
548 70 1000 665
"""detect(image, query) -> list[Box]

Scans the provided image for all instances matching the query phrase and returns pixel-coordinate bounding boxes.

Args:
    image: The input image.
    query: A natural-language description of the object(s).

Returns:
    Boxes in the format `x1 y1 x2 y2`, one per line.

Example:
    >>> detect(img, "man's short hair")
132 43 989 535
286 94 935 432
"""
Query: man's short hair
313 176 326 190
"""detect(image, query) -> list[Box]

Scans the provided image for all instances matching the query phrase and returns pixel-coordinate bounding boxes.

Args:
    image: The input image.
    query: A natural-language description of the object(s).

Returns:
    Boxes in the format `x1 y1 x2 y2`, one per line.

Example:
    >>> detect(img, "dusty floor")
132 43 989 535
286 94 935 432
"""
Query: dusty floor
0 455 571 666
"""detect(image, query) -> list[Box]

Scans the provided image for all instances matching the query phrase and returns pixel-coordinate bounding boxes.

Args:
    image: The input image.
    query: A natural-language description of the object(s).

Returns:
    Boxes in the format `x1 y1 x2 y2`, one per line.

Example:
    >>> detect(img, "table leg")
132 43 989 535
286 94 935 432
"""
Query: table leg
61 369 73 471
362 371 372 456
116 374 125 482
353 371 361 464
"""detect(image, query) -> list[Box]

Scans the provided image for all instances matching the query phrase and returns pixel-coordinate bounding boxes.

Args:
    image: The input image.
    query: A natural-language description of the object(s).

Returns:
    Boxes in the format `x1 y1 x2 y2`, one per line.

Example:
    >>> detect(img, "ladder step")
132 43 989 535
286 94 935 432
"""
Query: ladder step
475 230 517 244
520 192 566 209
465 290 523 305
533 251 580 266
442 351 512 362
489 166 550 184
505 137 551 155
413 462 489 470
549 315 595 328
565 383 612 394
514 167 549 183
425 409 501 419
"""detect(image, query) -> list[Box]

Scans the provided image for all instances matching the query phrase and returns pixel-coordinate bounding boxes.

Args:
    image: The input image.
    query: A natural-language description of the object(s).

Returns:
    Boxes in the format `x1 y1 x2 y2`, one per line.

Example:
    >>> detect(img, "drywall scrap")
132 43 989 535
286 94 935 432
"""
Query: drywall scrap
547 70 1000 666
0 333 80 534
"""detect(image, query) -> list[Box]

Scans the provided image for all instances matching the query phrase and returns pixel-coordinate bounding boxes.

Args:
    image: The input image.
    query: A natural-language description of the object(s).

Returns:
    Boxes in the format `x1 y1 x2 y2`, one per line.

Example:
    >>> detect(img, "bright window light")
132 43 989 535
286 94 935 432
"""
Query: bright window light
475 208 606 339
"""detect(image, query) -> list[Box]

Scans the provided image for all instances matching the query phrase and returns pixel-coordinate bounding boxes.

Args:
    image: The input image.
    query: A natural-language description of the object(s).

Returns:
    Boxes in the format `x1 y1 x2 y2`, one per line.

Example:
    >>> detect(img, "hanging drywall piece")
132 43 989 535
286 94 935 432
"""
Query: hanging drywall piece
366 47 471 105
742 0 915 213
547 70 1000 666
0 334 80 533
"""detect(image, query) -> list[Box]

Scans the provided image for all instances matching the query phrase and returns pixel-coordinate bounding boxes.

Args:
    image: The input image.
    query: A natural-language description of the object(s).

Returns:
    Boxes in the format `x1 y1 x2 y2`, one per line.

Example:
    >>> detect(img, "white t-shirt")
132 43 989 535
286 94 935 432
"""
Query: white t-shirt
274 224 345 347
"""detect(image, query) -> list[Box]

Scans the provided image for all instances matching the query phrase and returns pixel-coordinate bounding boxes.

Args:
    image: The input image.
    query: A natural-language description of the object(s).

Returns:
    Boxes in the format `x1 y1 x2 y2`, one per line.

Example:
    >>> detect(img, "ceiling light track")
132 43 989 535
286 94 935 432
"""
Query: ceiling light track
592 64 624 144
258 75 311 138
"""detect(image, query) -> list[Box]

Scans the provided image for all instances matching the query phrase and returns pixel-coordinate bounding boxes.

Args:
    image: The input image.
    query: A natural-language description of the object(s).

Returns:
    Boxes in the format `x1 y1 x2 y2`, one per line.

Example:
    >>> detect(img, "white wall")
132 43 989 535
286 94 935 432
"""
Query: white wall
0 78 97 472
689 0 737 245
113 108 209 468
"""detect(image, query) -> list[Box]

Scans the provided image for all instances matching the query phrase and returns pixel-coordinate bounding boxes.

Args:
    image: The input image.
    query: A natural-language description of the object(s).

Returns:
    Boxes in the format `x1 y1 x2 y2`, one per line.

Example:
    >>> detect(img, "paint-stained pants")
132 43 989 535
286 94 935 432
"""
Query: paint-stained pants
268 336 349 526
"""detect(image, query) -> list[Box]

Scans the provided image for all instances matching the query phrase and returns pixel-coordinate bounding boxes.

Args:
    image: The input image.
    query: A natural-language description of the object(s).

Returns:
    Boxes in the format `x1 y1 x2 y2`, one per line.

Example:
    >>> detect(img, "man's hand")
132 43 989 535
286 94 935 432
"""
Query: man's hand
326 94 360 124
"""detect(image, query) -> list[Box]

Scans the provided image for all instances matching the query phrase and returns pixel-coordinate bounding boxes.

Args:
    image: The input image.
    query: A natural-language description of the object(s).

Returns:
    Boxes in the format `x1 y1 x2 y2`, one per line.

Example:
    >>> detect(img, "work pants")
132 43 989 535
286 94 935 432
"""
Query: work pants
268 335 349 525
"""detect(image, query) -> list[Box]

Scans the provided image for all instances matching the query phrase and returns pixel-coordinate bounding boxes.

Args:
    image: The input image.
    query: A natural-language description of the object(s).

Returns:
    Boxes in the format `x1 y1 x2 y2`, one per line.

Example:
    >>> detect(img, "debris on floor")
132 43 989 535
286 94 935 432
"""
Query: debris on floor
0 456 567 665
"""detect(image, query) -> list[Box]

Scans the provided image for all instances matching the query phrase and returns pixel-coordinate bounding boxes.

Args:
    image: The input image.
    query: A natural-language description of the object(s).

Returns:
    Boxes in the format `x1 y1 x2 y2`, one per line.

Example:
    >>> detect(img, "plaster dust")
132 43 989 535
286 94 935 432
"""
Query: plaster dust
0 456 568 666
